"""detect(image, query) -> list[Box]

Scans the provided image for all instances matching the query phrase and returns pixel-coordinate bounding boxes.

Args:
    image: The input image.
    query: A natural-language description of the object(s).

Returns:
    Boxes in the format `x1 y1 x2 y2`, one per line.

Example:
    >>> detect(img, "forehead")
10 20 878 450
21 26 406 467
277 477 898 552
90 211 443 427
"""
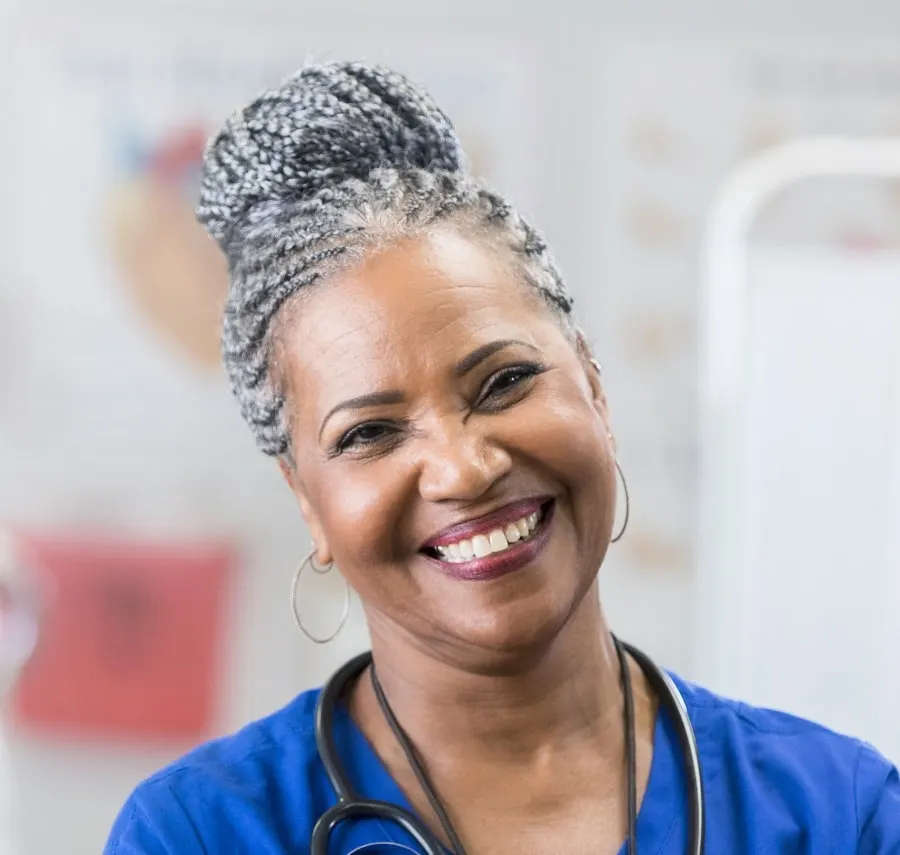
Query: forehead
281 229 558 384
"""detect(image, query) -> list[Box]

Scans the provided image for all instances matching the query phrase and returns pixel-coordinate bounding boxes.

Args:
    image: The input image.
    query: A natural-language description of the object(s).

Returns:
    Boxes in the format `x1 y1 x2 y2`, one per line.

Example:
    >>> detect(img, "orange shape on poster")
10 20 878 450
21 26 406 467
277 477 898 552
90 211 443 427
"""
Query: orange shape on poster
10 531 234 742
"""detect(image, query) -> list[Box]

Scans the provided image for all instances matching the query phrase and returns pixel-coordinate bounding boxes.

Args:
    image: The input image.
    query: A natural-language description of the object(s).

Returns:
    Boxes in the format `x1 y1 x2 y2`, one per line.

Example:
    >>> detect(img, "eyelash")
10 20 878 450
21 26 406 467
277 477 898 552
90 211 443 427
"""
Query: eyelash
331 361 547 457
474 362 546 409
331 421 402 457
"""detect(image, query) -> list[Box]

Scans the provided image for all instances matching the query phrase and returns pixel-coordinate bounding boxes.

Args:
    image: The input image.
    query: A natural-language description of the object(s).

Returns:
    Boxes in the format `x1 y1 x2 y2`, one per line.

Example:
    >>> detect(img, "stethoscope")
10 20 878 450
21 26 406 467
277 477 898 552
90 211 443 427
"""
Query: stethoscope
312 638 705 855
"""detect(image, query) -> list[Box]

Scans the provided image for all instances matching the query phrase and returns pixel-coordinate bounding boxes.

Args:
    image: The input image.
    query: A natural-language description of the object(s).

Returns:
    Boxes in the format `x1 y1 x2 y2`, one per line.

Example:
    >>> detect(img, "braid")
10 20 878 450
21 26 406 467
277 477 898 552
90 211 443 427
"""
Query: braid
197 61 574 457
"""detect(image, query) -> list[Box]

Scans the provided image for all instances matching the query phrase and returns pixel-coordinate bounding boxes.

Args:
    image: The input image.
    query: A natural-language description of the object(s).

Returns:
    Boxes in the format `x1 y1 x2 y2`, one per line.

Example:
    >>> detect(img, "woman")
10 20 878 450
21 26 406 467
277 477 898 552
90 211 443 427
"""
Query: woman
105 62 899 854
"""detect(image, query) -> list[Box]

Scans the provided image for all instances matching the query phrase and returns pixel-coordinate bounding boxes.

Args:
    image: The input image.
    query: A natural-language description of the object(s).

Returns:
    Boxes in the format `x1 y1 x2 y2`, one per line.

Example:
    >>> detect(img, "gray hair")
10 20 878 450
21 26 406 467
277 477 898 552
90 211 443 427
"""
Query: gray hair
196 61 575 457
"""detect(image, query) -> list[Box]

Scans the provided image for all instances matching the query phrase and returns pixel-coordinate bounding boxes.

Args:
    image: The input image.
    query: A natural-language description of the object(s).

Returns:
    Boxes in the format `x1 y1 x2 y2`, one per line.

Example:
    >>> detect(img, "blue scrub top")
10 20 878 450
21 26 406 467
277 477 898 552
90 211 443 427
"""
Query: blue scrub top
104 672 900 854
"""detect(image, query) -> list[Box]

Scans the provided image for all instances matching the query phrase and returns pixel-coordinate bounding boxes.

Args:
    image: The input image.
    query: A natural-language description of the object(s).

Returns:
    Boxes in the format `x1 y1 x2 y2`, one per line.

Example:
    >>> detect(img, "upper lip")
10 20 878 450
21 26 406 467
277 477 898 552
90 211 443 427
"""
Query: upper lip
421 496 553 550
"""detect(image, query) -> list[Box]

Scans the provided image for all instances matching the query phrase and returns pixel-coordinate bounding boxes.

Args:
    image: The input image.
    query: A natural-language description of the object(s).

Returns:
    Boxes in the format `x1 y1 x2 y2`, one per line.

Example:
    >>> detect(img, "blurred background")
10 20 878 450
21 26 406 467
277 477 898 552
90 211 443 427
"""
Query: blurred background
2 0 900 852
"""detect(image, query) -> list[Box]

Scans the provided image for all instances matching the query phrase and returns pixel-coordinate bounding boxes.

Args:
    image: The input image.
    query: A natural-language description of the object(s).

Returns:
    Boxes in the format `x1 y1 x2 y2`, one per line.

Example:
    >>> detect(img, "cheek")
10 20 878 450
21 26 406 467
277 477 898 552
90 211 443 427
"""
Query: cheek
520 378 612 474
309 466 412 592
515 378 617 537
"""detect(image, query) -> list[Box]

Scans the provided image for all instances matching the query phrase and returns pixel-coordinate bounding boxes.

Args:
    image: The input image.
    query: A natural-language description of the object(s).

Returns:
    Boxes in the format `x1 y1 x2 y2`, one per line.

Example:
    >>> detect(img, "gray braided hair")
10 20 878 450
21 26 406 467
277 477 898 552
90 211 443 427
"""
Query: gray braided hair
196 61 575 457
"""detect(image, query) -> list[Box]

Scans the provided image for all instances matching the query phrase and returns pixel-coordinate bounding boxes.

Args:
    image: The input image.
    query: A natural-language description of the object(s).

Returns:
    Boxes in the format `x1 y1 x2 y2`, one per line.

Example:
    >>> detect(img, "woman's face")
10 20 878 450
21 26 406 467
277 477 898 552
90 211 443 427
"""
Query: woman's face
279 227 617 666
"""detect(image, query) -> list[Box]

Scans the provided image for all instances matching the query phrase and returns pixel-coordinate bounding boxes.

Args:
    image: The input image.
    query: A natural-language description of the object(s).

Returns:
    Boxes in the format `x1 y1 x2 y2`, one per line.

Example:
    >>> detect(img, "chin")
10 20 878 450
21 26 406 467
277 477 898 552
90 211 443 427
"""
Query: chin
443 588 590 675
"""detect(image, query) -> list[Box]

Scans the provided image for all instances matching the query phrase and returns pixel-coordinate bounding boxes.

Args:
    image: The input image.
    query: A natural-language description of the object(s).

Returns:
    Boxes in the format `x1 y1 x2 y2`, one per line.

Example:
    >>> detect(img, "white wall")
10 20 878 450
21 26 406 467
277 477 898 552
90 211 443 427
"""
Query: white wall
697 245 900 763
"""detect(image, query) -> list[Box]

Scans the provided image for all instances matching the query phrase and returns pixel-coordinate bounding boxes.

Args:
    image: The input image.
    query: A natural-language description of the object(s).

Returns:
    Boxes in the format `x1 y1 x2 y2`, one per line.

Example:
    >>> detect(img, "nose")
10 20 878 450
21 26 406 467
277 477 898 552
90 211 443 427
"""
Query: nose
416 418 513 504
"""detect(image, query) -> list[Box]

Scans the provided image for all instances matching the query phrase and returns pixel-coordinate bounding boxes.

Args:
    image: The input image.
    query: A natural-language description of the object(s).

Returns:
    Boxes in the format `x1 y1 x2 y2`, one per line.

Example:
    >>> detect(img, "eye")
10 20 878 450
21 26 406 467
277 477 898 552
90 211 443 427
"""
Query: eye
476 362 546 410
333 421 401 456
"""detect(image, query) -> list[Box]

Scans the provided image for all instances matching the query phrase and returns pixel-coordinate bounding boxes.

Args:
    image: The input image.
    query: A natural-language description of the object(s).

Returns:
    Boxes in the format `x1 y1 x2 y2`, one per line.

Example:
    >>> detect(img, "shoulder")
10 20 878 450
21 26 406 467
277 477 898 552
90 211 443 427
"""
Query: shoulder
676 673 868 752
104 688 327 854
672 674 900 850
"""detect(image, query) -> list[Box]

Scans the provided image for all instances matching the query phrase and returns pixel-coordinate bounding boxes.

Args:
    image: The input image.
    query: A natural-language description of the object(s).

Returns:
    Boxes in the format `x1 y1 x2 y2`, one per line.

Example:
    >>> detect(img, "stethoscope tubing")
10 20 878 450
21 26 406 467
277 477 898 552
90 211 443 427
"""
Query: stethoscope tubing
620 641 705 855
313 644 704 855
311 799 446 855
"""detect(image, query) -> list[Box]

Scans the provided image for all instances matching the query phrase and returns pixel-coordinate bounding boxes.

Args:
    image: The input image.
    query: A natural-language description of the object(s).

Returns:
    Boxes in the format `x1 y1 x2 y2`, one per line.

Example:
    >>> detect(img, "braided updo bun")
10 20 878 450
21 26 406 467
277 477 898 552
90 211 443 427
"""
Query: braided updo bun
197 61 573 457
198 63 465 247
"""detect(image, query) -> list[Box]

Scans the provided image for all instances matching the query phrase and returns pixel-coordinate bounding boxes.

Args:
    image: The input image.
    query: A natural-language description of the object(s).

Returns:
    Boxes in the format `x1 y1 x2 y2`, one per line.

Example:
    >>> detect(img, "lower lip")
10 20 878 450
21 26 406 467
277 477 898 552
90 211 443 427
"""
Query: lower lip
424 501 556 582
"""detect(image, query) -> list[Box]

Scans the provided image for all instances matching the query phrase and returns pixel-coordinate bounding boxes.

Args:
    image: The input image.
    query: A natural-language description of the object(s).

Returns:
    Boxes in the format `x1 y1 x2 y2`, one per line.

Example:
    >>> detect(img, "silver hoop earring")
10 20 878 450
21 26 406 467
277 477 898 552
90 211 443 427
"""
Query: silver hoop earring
291 550 350 644
611 459 630 543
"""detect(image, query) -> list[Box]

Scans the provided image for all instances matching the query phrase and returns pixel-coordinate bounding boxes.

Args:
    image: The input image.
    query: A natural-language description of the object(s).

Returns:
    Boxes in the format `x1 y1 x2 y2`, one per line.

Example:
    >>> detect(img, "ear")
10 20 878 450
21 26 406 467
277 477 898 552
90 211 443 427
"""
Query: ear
575 332 616 452
277 457 334 566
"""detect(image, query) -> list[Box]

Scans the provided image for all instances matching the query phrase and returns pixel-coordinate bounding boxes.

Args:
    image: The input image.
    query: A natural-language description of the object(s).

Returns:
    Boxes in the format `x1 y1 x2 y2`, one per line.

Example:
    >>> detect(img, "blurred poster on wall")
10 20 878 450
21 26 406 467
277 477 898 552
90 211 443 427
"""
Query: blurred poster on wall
599 45 900 576
10 531 234 742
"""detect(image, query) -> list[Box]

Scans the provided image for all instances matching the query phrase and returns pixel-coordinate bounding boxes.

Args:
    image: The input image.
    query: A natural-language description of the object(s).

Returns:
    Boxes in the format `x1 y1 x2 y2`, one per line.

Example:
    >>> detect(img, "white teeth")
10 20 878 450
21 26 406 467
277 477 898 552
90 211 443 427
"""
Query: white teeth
472 535 492 557
433 508 545 564
489 529 508 551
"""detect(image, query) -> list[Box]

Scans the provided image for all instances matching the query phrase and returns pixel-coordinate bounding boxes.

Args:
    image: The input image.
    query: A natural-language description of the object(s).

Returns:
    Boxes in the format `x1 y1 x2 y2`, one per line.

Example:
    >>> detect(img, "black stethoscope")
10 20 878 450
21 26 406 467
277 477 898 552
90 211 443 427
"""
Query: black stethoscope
312 638 705 855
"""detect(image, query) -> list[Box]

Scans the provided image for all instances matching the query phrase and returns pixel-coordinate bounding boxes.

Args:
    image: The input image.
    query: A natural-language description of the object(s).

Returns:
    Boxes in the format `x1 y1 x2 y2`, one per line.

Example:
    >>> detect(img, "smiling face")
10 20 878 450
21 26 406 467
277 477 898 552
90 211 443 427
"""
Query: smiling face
277 226 617 667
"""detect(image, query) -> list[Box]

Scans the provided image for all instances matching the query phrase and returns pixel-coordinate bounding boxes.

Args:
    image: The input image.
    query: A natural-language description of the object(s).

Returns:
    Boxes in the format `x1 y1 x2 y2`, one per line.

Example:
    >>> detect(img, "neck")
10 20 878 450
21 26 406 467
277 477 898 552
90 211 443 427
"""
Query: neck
356 587 626 765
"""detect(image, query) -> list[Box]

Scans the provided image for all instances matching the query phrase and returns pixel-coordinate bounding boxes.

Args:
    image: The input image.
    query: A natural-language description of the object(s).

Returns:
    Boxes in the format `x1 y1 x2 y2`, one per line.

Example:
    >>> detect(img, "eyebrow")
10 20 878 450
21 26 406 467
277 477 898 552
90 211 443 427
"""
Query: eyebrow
319 390 405 441
318 340 540 441
454 339 540 377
